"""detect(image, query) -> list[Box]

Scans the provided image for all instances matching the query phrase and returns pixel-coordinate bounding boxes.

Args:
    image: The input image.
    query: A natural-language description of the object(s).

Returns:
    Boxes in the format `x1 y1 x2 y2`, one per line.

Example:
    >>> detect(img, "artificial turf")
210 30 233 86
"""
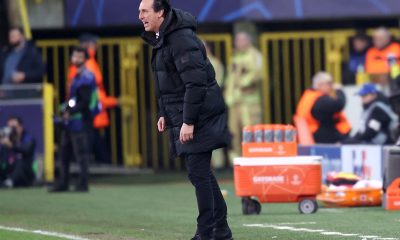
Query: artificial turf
0 172 399 240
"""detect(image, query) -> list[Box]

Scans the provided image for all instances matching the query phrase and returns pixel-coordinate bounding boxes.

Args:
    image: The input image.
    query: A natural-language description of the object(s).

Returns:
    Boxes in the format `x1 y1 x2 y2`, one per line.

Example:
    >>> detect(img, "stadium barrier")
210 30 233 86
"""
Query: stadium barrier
36 34 232 170
37 30 399 171
259 30 356 124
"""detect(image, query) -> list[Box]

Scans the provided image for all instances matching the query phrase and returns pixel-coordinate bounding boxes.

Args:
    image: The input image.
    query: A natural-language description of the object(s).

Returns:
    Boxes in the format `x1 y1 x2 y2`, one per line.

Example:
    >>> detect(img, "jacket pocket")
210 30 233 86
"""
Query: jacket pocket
165 104 183 127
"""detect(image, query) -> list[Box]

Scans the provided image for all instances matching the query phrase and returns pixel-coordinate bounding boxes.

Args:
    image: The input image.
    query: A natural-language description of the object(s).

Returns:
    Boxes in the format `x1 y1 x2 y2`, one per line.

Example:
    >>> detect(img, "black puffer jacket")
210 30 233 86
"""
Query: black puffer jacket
142 8 229 156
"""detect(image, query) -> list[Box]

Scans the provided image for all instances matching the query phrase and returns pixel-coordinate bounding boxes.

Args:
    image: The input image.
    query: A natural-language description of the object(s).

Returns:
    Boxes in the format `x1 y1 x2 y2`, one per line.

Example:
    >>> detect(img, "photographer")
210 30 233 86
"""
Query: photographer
0 116 36 188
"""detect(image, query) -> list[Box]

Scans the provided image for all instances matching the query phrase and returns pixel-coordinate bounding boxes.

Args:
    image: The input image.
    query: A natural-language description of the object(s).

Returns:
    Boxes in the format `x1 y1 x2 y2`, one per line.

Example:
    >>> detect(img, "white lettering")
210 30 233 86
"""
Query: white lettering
253 176 285 184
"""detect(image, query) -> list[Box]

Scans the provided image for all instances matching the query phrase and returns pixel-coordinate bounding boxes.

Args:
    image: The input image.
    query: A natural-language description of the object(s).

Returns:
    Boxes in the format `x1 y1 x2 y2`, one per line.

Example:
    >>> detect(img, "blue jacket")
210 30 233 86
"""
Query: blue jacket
66 67 98 132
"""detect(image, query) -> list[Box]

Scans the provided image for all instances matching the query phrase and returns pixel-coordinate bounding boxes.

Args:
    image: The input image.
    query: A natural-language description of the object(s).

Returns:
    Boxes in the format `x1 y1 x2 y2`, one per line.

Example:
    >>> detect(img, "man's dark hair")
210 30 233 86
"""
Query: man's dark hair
9 26 24 36
7 116 23 126
353 31 369 42
78 33 99 44
72 46 89 59
153 0 171 13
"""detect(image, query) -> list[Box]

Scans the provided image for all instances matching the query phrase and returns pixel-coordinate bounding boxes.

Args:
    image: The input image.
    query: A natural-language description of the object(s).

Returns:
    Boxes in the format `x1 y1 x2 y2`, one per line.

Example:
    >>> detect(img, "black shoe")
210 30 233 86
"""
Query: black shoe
191 234 214 240
48 184 68 193
212 226 233 240
74 185 89 192
191 234 201 240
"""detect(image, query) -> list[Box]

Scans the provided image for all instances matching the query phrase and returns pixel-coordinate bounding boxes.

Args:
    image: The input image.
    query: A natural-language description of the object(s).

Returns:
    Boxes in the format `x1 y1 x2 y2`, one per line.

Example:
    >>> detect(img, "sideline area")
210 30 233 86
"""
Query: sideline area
1 174 400 240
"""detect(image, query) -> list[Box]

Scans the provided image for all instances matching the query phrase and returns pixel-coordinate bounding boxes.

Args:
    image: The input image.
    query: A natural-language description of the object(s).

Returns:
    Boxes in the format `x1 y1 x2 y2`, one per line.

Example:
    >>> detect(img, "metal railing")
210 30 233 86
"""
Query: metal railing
37 29 400 170
259 30 356 124
36 34 232 170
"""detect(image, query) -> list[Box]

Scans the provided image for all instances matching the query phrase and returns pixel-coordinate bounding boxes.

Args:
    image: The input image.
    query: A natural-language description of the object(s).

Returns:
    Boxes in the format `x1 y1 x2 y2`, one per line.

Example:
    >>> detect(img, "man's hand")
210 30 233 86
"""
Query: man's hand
157 117 166 132
1 138 13 148
12 72 26 83
180 123 194 144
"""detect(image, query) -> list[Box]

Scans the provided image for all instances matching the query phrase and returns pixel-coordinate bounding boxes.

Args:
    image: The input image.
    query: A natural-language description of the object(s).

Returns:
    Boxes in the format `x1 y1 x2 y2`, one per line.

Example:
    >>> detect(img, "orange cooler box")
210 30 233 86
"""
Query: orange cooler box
385 178 400 211
234 156 322 214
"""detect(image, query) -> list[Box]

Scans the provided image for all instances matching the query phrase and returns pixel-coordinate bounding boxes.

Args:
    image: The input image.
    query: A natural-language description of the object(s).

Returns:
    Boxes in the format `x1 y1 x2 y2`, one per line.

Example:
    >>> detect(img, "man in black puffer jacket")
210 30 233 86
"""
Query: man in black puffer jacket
139 0 232 239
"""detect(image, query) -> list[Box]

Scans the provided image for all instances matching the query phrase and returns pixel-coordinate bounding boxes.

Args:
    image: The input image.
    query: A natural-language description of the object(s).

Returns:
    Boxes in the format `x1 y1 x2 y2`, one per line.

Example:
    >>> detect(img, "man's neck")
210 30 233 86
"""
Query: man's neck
14 41 26 51
76 66 84 74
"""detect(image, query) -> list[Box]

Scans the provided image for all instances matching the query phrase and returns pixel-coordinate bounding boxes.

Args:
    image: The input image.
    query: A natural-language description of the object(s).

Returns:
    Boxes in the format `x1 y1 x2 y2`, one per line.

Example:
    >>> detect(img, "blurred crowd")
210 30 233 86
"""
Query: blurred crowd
298 26 400 146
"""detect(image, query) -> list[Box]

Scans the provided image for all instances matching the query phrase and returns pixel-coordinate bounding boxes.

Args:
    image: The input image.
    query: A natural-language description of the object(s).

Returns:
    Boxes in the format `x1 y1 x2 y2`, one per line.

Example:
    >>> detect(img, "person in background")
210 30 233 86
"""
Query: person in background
343 32 370 85
49 47 98 193
203 40 225 89
67 34 118 164
225 32 263 163
365 27 400 94
0 116 36 188
296 72 351 143
0 27 44 85
346 83 398 144
203 40 226 170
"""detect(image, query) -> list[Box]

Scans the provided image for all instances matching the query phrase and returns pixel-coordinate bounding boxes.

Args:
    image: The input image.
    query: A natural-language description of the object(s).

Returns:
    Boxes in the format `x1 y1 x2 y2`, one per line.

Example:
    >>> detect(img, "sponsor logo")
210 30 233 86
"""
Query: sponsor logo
253 176 285 184
277 145 285 154
248 148 273 153
393 201 400 206
290 174 302 186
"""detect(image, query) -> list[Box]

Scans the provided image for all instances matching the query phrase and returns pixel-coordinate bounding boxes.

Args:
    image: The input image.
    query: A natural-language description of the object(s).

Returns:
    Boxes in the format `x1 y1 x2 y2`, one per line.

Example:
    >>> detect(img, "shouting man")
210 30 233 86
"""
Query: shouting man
139 0 233 239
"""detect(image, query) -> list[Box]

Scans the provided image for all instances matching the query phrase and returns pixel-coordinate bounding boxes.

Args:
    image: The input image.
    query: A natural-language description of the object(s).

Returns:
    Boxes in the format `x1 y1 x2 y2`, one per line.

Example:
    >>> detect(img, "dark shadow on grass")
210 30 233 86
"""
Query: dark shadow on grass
89 169 234 186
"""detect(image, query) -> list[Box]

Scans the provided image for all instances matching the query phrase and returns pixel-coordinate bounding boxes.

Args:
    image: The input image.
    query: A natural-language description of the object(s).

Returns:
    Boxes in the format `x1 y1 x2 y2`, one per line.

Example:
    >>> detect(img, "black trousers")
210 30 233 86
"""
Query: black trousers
59 129 91 188
91 128 111 164
184 151 228 236
0 146 33 186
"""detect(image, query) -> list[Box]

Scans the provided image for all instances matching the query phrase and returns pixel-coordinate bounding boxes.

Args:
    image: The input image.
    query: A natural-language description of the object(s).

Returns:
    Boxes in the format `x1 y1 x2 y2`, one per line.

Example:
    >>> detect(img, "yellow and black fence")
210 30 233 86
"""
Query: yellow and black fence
259 30 356 124
38 29 400 170
36 34 232 170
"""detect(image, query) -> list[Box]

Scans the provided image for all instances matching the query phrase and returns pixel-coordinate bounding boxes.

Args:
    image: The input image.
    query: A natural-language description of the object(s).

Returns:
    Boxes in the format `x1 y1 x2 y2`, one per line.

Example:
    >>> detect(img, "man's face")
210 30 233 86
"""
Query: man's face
318 78 334 95
353 38 368 53
80 42 97 57
7 119 21 134
9 29 24 47
71 51 86 68
234 33 251 52
139 0 164 32
361 94 376 105
373 30 390 49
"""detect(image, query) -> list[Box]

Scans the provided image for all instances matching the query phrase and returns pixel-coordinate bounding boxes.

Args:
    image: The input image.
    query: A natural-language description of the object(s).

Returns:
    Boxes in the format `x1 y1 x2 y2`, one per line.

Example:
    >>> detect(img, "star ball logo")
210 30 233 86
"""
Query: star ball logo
291 174 302 186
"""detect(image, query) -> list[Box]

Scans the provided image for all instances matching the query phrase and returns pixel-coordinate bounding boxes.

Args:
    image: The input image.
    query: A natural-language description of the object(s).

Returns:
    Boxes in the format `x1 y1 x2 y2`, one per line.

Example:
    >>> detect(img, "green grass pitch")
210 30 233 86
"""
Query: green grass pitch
0 172 400 240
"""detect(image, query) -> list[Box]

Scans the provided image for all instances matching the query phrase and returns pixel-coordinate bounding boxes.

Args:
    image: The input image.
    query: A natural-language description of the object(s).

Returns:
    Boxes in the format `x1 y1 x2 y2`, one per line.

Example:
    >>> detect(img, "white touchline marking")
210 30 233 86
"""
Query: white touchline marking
276 222 316 225
243 224 399 240
0 225 91 240
318 208 344 213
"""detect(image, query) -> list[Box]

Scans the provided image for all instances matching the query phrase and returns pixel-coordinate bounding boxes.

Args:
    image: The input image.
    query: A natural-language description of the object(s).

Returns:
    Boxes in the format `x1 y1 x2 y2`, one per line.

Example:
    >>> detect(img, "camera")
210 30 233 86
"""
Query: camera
0 126 12 139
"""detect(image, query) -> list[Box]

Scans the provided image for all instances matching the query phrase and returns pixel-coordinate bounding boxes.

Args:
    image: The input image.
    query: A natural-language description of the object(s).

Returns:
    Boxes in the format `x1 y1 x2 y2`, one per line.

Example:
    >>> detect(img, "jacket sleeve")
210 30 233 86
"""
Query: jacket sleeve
23 46 45 84
355 107 391 142
66 84 93 115
311 90 346 121
13 136 35 156
171 32 207 124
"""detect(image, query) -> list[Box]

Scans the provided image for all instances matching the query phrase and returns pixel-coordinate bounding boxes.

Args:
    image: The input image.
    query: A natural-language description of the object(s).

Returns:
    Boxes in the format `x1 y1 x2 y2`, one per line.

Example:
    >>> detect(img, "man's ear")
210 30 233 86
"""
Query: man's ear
158 9 164 18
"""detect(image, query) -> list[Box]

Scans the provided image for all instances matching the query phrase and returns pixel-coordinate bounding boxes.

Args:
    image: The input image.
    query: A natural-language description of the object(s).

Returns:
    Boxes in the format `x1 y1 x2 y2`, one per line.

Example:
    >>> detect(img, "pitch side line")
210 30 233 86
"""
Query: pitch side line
0 225 91 240
243 224 399 240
